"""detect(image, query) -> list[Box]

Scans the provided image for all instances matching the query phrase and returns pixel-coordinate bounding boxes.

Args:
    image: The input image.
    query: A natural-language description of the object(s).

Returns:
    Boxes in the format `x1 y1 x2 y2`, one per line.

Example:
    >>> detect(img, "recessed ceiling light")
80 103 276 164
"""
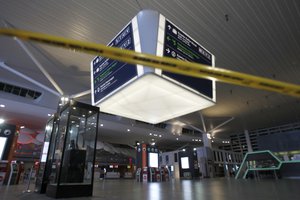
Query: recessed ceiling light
0 118 4 124
176 138 179 140
149 133 152 135
0 104 5 108
152 138 155 141
82 115 85 117
100 124 103 127
73 107 76 110
127 129 130 132
153 134 158 137
182 149 186 152
159 135 162 137
20 126 25 129
47 114 52 116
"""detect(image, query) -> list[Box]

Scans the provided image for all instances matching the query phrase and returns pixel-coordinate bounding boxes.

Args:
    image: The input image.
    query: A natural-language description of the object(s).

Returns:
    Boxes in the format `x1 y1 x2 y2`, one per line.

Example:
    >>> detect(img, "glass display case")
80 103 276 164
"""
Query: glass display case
46 100 99 198
35 115 57 193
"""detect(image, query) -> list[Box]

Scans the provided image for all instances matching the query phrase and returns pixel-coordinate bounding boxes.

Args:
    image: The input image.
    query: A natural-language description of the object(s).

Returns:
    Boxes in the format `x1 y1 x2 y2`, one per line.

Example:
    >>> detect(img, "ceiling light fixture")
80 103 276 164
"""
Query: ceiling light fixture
0 118 5 124
47 114 52 116
207 133 212 140
149 133 152 135
100 124 103 127
0 104 5 108
20 126 25 129
176 138 179 140
127 129 130 132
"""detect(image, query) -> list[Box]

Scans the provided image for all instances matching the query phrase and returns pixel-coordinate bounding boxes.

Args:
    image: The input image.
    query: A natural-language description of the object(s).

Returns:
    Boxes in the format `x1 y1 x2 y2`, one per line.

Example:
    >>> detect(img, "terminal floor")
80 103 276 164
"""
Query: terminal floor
0 178 299 200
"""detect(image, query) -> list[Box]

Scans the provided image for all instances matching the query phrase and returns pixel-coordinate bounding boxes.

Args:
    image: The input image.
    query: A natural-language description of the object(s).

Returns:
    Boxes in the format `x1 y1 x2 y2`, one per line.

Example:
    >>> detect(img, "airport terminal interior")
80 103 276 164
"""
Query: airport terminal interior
0 1 300 199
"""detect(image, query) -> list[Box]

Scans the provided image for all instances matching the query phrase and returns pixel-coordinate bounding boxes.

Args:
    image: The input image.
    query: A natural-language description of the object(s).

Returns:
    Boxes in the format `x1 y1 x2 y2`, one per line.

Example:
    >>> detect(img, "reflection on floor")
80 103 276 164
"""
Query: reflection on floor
0 178 299 200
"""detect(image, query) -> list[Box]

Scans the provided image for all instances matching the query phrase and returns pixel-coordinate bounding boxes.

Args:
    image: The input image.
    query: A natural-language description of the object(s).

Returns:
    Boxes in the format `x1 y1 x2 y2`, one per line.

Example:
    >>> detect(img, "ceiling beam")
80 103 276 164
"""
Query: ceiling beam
2 19 64 96
199 112 207 132
15 39 64 96
70 89 91 99
208 117 235 134
0 62 60 96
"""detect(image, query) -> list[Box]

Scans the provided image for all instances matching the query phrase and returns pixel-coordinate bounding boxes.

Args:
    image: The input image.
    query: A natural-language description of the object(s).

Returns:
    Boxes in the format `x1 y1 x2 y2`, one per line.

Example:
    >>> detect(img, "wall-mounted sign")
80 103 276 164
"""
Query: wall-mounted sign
91 23 138 105
162 19 214 99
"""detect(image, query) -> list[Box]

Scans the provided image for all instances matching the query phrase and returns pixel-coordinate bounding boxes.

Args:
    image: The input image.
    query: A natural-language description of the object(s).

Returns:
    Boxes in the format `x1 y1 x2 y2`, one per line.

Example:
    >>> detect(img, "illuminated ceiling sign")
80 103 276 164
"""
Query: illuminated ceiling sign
91 10 215 124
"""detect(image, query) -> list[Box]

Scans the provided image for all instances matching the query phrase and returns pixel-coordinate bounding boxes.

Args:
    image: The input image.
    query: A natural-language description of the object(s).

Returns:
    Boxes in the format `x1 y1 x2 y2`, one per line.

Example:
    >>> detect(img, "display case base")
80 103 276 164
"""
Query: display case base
46 183 93 198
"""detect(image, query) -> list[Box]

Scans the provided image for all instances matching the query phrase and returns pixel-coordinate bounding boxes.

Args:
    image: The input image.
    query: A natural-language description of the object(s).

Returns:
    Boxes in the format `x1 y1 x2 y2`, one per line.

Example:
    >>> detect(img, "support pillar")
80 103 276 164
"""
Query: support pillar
244 130 253 152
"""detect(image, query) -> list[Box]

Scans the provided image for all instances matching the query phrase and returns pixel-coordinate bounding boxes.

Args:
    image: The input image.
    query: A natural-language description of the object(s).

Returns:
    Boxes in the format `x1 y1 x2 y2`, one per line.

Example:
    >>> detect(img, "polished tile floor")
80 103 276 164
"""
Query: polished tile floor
1 178 299 200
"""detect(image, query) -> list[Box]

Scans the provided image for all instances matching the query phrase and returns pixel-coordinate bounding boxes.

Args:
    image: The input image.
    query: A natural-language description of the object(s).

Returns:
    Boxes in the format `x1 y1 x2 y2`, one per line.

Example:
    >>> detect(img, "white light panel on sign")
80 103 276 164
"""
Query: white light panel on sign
181 157 190 169
99 74 215 124
41 142 49 162
149 152 158 168
0 137 7 160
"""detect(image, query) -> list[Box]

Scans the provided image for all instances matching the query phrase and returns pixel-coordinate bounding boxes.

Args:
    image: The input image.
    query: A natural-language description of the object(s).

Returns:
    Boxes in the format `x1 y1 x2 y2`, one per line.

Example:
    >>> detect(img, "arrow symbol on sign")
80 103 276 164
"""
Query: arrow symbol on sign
166 48 170 53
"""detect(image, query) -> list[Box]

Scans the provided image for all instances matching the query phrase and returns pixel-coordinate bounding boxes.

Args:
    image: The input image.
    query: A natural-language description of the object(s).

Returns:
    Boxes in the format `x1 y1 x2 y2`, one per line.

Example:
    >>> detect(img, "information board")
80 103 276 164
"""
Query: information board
163 20 213 99
92 23 137 104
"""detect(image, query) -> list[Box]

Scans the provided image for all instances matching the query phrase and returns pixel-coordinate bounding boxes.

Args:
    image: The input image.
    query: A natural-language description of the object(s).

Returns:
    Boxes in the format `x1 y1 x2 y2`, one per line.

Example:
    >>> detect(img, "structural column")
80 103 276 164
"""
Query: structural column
244 130 253 152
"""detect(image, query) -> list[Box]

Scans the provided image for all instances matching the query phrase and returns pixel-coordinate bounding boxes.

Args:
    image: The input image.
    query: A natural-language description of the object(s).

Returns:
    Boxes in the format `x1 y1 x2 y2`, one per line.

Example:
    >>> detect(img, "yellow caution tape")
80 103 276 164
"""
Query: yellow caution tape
0 28 299 98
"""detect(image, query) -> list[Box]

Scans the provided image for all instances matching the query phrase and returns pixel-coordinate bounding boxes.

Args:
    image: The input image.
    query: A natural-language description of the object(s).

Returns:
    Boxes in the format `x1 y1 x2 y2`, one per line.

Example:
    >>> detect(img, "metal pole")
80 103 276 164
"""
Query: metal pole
23 166 34 193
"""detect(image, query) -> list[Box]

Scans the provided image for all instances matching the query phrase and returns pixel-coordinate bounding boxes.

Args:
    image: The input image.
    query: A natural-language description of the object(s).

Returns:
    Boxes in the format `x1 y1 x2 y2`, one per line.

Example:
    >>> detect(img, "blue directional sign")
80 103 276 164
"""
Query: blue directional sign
163 20 213 99
92 23 137 104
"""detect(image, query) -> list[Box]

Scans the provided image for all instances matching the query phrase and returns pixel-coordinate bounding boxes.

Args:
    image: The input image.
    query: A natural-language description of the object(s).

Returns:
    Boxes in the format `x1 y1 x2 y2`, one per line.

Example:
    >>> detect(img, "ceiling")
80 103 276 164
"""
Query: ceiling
0 0 300 150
